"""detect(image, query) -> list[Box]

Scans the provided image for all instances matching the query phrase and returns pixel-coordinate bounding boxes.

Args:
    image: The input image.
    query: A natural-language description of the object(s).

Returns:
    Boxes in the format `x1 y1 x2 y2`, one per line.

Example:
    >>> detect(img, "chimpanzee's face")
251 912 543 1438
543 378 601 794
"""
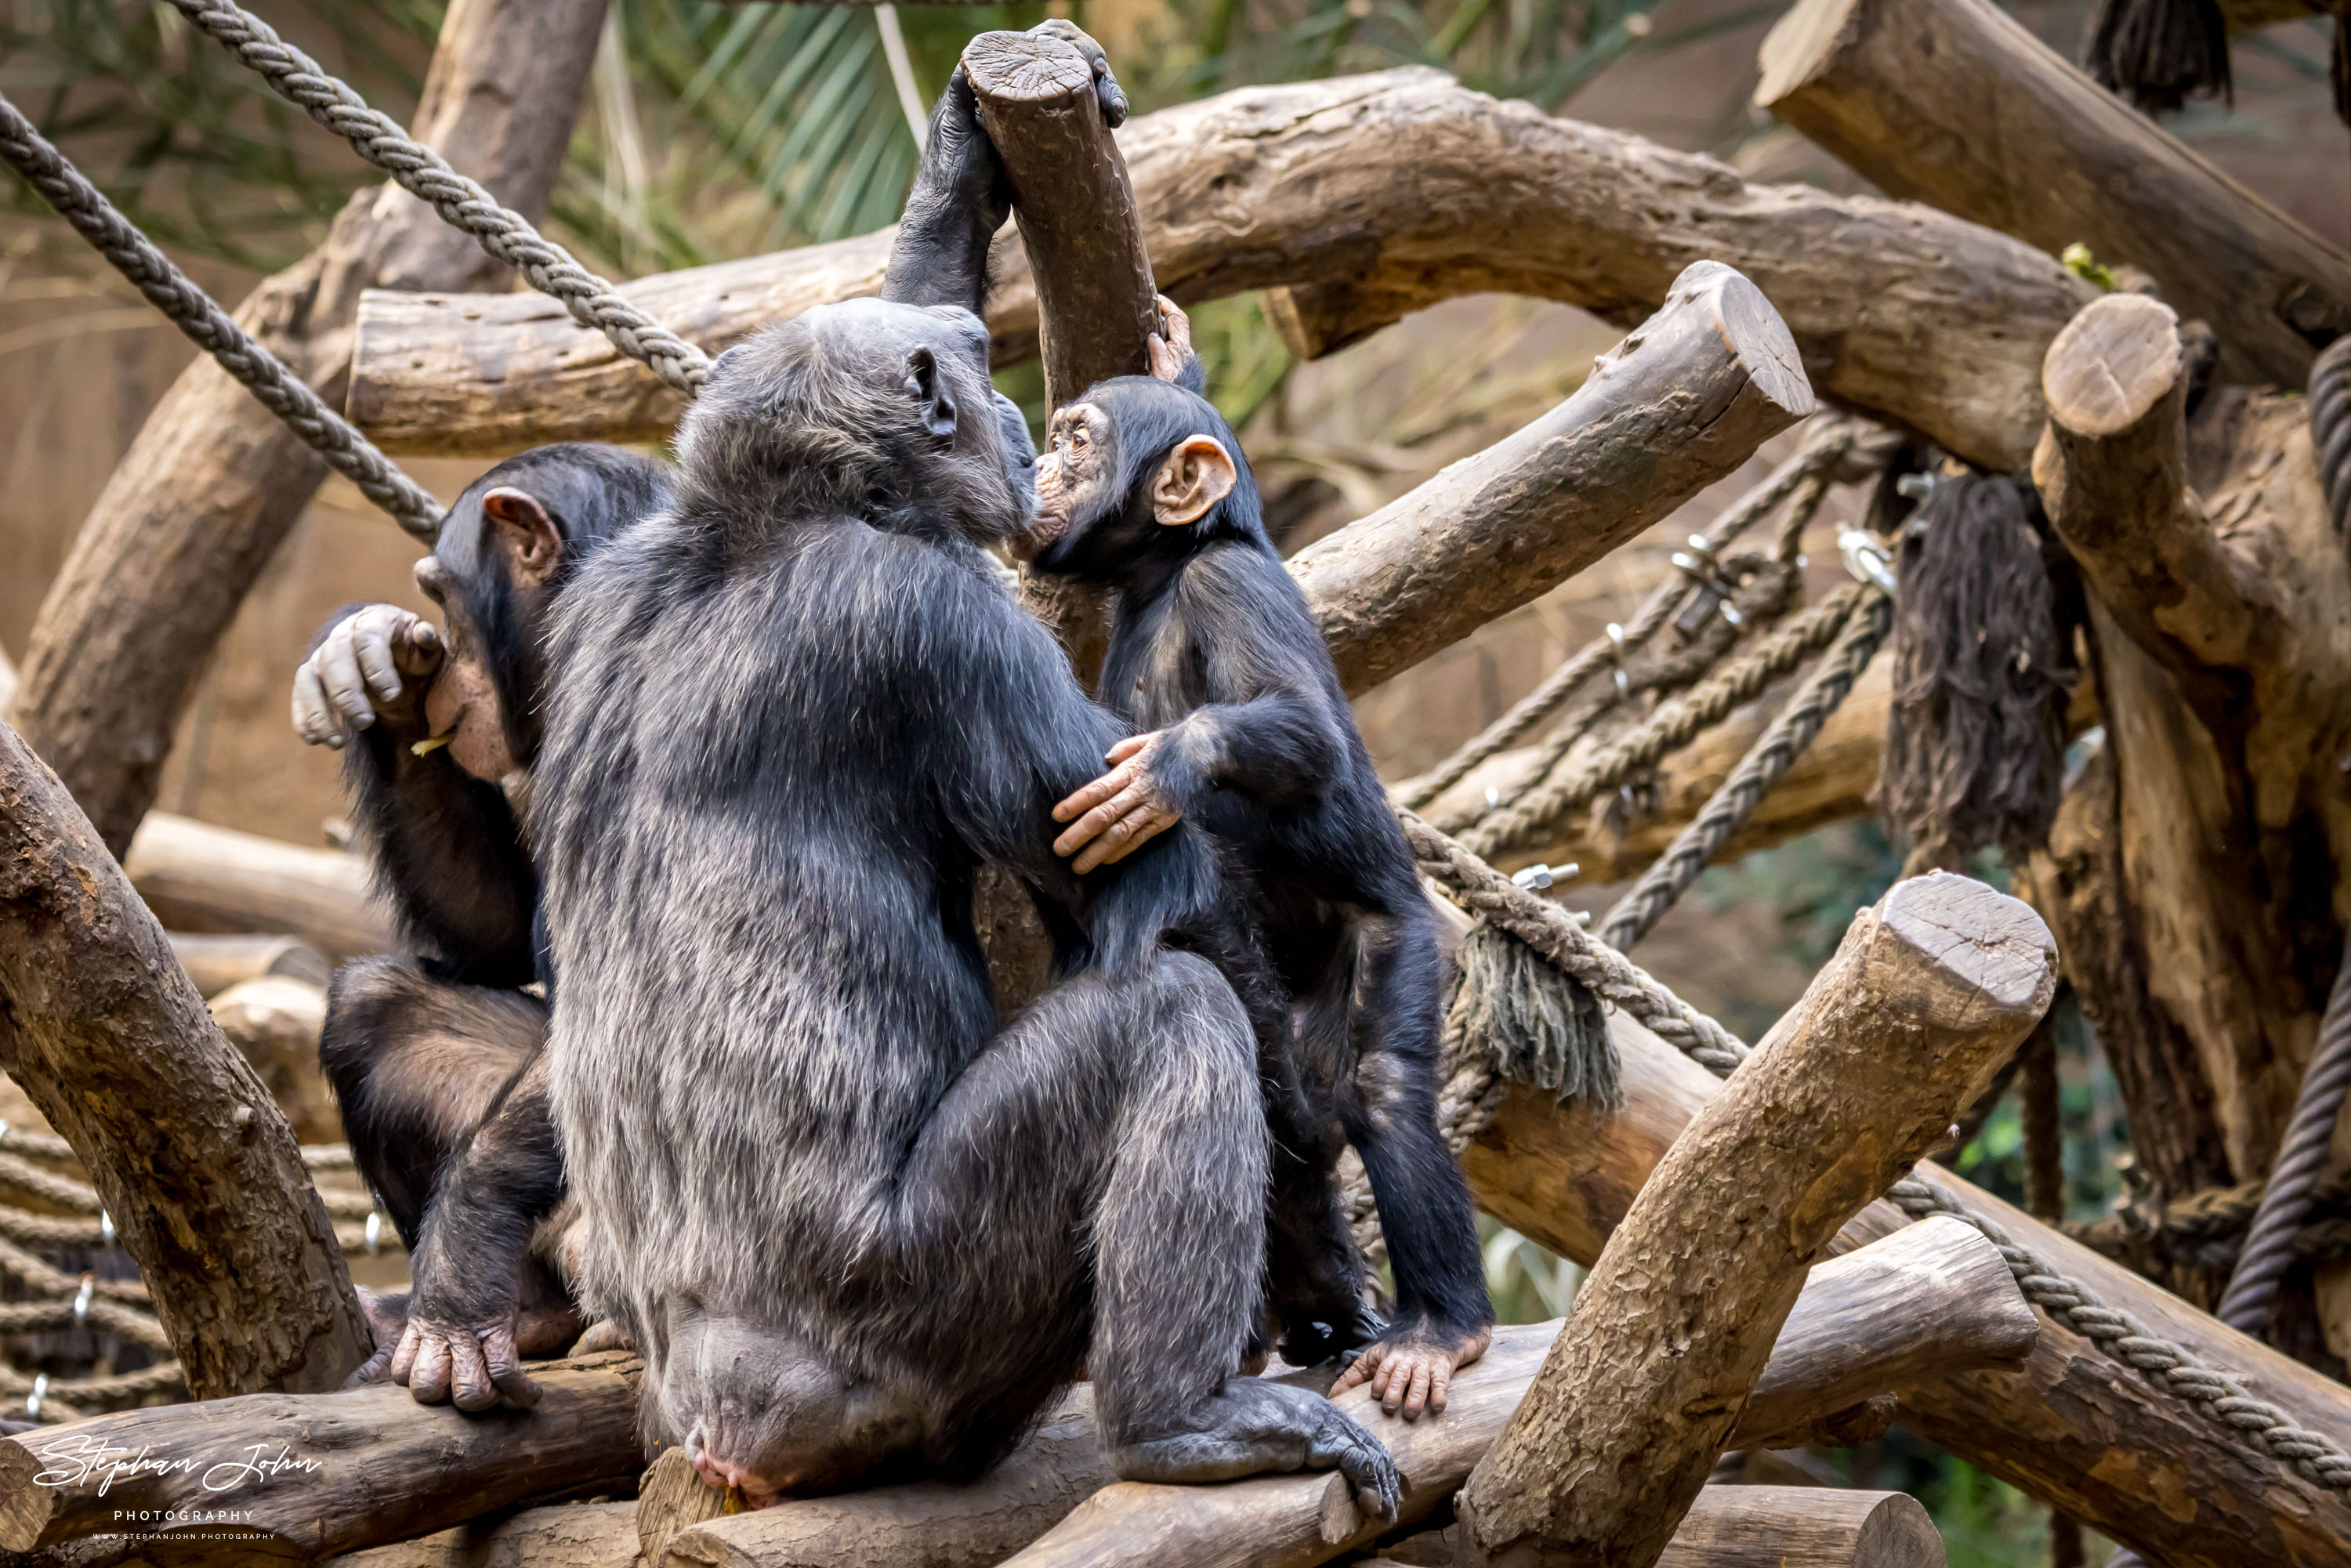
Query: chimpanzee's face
413 556 521 784
1016 400 1120 562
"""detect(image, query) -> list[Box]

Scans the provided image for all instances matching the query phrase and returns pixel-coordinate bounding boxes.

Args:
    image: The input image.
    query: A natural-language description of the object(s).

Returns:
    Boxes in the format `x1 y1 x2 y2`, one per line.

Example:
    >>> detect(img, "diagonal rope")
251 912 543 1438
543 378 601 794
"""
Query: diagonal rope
0 92 446 541
164 0 711 397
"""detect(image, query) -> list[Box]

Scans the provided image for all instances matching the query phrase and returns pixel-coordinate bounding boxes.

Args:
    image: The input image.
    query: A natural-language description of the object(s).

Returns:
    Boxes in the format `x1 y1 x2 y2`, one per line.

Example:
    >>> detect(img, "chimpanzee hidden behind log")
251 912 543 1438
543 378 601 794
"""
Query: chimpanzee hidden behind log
292 441 672 1407
526 27 1399 1512
1020 327 1495 1421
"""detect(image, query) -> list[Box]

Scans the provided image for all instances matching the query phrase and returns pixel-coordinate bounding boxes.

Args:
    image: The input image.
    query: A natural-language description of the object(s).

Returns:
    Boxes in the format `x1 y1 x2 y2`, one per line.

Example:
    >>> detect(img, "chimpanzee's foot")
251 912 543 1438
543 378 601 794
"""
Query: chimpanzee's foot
1332 1321 1493 1421
1277 1295 1387 1367
387 1312 542 1411
569 1317 635 1356
1112 1378 1400 1519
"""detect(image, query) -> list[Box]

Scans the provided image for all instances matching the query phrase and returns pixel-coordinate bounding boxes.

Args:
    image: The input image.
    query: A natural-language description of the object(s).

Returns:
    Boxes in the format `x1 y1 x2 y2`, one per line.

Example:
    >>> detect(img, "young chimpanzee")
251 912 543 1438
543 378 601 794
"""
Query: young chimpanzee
291 441 672 1407
525 23 1397 1515
1021 327 1494 1421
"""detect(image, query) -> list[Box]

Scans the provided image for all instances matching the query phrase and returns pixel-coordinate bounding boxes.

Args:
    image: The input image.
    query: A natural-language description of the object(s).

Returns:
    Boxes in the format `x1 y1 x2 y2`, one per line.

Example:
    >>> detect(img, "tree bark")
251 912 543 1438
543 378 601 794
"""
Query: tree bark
5 0 611 856
328 1501 643 1568
347 71 2087 472
0 722 365 1398
1295 260 1813 694
1754 0 2351 388
1465 1012 2351 1567
1653 1488 1943 1568
0 1353 643 1563
1455 875 2051 1568
126 811 393 961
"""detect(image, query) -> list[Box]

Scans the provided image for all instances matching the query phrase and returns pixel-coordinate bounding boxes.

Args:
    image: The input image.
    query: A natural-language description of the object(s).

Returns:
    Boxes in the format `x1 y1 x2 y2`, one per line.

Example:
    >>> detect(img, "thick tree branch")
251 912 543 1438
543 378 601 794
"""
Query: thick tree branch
7 0 610 855
1756 0 2351 387
2032 292 2277 715
0 722 364 1398
349 71 2086 470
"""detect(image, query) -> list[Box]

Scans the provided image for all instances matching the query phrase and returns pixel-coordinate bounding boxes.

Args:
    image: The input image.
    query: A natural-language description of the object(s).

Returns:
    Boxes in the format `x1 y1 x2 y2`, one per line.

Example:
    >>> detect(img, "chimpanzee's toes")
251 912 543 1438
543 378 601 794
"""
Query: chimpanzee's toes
1309 1403 1401 1521
1029 18 1128 125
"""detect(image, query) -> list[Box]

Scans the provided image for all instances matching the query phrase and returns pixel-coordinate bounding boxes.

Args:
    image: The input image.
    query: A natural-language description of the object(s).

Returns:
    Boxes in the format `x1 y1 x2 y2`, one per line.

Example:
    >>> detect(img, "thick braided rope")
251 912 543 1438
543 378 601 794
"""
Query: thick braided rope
0 1358 187 1423
1596 588 1891 950
165 0 710 396
2215 947 2351 1333
2314 334 2351 538
0 1234 149 1305
0 92 445 541
1399 809 1748 1076
1886 1173 2351 1498
1462 581 1866 860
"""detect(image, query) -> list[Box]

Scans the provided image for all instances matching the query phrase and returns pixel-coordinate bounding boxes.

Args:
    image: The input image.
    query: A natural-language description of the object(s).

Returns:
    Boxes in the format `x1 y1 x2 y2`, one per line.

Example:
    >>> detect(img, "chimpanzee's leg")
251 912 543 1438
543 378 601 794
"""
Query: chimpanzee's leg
665 954 1397 1515
1329 904 1494 1419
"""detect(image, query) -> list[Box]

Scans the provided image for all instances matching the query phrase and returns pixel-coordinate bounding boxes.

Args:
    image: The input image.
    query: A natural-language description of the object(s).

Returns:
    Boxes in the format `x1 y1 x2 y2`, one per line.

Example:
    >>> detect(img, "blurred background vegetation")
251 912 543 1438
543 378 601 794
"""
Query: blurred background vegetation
2 4 2342 1563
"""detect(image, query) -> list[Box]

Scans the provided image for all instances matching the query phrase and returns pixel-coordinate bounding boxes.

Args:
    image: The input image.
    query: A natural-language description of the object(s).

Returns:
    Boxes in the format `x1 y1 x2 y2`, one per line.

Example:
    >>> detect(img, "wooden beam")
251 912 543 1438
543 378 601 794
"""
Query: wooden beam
0 722 366 1400
1755 0 2351 388
1455 875 2049 1568
125 811 393 961
348 71 2088 471
1296 260 1813 695
1656 1487 1944 1568
0 1353 643 1562
166 932 331 997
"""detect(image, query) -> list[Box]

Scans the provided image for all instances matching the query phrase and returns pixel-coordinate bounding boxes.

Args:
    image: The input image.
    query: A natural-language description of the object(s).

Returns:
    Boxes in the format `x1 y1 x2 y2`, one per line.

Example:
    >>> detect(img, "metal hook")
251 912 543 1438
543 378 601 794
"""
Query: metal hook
1837 529 1897 595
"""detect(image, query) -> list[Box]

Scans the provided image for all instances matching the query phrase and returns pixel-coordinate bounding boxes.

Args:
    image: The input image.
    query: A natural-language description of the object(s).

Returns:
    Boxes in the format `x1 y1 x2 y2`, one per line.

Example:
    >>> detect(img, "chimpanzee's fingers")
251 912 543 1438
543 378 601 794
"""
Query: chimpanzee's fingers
352 610 406 706
446 1331 498 1413
1427 1360 1453 1417
318 628 377 731
1031 18 1127 126
292 663 341 748
1090 806 1179 868
408 1330 455 1405
1067 788 1158 872
386 1319 424 1385
1104 732 1153 764
393 617 444 682
1051 758 1138 825
341 1341 396 1390
484 1327 543 1410
1394 1358 1434 1421
1147 335 1181 382
1330 1345 1378 1395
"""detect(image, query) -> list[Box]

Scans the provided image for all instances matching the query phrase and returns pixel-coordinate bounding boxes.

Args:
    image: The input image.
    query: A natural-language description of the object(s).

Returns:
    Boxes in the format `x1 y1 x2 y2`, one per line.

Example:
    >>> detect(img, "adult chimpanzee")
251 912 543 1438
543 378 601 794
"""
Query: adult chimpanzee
291 441 672 1407
526 24 1398 1512
1020 328 1494 1422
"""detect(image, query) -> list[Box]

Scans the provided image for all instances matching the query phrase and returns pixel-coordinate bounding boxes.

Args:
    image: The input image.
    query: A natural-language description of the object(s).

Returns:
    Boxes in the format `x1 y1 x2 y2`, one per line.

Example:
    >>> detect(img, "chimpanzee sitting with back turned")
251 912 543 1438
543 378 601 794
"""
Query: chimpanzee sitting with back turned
290 442 672 1407
1019 311 1495 1421
525 23 1396 1512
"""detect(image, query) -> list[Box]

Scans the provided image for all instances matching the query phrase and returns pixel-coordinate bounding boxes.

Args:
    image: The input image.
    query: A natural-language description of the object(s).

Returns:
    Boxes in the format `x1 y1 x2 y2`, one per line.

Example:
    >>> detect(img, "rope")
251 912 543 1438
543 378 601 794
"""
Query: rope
165 0 710 397
0 1359 187 1424
2215 946 2351 1334
2314 333 2351 538
0 93 445 541
1596 588 1892 950
1461 582 1867 860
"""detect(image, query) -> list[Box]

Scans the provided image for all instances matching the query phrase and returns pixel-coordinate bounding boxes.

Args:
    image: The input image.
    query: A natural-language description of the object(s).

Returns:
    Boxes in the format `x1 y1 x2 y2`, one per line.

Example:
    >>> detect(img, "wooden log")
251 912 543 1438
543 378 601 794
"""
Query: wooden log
1755 0 2351 388
348 71 2087 472
0 720 366 1400
1455 875 2051 1568
208 976 342 1146
1465 1025 2351 1566
637 1447 735 1564
0 1353 643 1563
1300 260 1813 694
329 1501 643 1568
2030 292 2275 716
5 0 611 856
126 811 393 961
982 1218 2027 1568
1655 1487 1943 1568
963 28 1156 407
167 932 332 997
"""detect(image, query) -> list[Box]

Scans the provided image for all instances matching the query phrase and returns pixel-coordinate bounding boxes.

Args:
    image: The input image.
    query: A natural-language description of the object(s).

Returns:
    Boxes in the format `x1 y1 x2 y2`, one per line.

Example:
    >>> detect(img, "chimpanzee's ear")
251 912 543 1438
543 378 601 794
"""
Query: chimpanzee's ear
480 487 564 588
1151 436 1237 527
904 347 958 442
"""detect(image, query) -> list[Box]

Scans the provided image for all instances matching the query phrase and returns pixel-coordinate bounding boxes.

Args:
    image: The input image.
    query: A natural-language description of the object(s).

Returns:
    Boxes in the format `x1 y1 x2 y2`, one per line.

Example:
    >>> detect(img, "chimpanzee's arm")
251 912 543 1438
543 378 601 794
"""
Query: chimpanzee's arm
1148 683 1348 815
880 21 1126 314
311 607 539 987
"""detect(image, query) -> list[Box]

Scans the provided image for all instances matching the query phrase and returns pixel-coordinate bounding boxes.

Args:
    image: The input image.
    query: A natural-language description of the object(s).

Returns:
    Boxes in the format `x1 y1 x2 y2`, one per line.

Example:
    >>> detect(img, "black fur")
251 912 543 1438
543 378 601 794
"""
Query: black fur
523 52 1397 1511
1030 375 1494 1364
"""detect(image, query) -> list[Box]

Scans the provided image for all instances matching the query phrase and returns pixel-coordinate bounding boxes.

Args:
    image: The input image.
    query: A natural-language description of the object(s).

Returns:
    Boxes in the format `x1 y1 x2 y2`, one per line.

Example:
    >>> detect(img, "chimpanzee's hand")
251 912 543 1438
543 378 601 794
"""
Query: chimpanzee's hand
1331 1320 1493 1421
376 1309 542 1411
1028 19 1128 127
1052 730 1183 874
292 603 444 748
1147 295 1194 382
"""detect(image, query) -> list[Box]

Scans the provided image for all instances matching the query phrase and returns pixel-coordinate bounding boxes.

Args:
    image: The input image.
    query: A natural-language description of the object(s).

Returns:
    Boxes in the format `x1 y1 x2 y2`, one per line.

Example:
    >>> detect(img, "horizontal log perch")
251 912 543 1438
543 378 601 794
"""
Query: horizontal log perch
0 722 364 1403
1755 0 2351 387
1655 1487 1943 1568
1458 874 2049 1568
1463 1003 2351 1564
349 69 2088 470
167 932 332 997
1295 259 1813 693
125 811 393 961
0 1353 644 1563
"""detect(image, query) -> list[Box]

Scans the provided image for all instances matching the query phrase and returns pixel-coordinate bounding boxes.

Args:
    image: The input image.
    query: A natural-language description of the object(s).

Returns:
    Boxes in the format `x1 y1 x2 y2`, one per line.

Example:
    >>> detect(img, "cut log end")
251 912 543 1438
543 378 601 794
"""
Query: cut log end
1706 263 1819 419
0 1439 52 1554
962 31 1098 103
1753 0 1867 107
2042 293 2185 438
1871 873 2059 1020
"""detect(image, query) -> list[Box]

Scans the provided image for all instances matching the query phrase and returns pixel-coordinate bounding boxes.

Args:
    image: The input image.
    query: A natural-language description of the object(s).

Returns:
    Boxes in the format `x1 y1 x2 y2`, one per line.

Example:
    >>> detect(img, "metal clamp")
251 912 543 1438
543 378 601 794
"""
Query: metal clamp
1512 861 1578 891
1670 535 1744 632
1837 528 1897 595
71 1275 93 1325
26 1373 48 1419
1604 624 1631 698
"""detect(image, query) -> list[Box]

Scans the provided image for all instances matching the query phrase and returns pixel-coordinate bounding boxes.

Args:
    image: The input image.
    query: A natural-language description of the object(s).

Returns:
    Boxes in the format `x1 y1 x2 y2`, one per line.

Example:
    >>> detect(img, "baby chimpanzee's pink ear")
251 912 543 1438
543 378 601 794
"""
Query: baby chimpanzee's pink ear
1151 436 1236 527
481 487 564 588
